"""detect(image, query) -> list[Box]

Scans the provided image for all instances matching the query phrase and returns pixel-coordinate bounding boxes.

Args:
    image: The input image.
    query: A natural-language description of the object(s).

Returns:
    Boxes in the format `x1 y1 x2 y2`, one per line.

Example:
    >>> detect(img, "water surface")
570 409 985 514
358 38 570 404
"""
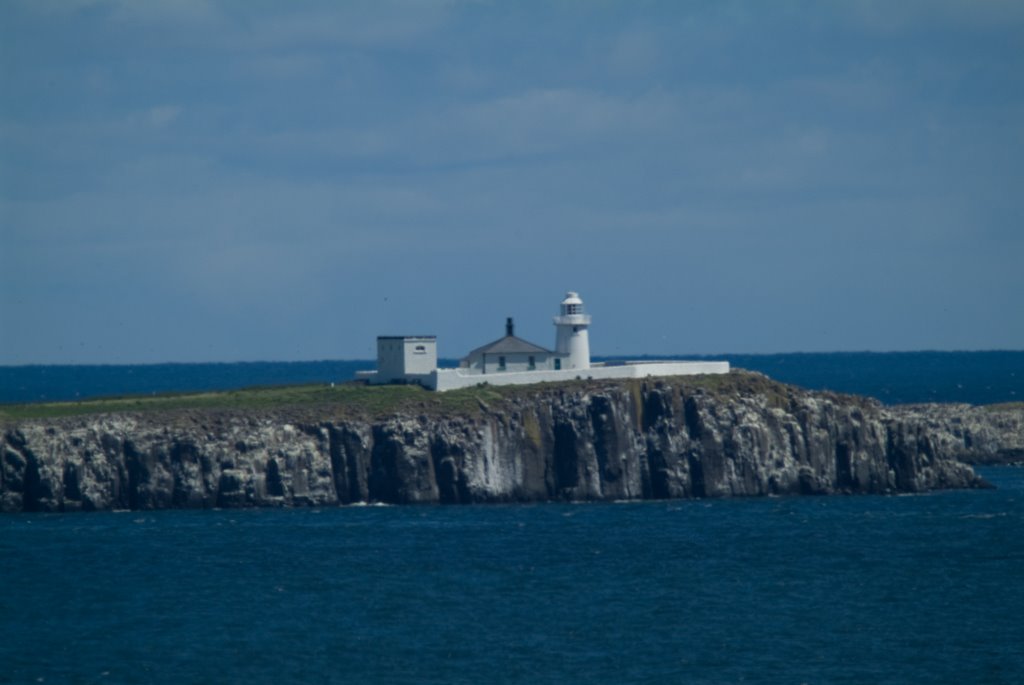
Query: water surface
2 469 1022 684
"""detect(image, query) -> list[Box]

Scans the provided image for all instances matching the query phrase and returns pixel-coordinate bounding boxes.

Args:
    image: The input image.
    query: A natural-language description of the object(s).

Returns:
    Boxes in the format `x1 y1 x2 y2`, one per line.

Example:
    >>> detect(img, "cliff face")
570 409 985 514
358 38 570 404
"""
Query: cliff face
888 403 1024 465
1 374 1012 512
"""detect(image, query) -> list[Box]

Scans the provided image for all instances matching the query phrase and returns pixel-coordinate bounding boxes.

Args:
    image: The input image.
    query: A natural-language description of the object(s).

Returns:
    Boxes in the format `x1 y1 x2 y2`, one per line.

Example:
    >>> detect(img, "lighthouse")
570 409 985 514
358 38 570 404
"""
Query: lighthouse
553 291 591 370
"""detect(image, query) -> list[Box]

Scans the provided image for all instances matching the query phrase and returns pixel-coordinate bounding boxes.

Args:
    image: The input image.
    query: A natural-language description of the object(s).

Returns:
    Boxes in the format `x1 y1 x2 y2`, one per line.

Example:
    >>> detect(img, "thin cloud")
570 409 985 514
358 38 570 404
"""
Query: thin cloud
147 105 182 128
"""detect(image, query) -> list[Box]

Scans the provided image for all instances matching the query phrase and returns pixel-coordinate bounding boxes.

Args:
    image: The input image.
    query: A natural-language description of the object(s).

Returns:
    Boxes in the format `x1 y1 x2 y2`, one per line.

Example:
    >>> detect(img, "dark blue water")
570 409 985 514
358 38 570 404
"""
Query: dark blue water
0 360 376 405
613 350 1024 405
2 468 1022 684
2 351 1023 405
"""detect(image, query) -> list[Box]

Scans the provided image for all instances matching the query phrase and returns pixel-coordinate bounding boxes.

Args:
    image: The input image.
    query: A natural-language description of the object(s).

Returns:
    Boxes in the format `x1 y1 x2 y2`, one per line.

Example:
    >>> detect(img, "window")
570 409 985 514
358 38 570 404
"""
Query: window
498 356 506 371
414 345 426 354
528 356 536 370
554 359 561 370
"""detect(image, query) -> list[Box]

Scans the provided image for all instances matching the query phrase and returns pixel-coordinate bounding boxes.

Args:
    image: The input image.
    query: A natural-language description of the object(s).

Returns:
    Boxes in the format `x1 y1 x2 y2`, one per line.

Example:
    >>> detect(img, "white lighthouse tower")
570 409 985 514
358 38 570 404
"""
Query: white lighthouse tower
553 291 592 370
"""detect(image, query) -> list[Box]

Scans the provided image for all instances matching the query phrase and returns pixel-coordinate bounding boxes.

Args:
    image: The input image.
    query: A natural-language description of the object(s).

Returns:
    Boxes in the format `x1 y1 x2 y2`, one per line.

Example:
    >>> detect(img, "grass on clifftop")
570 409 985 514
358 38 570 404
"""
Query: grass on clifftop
0 373 776 423
983 402 1024 412
0 382 499 422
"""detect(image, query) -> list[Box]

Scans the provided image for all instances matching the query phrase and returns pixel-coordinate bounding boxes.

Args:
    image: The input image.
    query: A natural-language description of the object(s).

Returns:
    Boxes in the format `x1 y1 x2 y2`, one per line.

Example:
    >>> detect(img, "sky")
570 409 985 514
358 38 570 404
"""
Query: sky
2 0 1023 364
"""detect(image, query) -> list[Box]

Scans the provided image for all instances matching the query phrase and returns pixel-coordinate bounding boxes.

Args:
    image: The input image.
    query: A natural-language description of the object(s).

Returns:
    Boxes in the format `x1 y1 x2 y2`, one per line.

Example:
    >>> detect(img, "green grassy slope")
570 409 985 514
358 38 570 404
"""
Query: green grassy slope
0 371 855 423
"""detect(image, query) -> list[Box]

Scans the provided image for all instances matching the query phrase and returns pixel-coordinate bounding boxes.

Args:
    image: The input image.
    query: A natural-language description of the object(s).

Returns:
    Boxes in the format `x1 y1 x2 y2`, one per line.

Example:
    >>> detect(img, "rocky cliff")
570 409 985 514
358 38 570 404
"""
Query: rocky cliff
2 372 1017 512
888 403 1024 465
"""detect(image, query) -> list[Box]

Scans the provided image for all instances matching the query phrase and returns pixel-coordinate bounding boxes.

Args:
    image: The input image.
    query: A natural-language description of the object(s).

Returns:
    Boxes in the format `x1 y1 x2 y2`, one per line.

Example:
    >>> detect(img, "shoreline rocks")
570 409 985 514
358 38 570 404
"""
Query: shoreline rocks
888 403 1024 466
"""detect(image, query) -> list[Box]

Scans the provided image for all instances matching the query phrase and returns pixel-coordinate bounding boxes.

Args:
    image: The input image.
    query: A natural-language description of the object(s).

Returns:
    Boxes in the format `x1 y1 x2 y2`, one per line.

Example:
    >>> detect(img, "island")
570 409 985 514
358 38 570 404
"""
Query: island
3 371 1022 512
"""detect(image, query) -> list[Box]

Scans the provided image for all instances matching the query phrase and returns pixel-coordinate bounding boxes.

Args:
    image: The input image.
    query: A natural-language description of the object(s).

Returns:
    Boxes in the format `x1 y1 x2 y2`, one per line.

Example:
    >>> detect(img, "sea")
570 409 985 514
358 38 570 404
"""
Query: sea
1 350 1023 406
2 351 1023 684
0 468 1022 684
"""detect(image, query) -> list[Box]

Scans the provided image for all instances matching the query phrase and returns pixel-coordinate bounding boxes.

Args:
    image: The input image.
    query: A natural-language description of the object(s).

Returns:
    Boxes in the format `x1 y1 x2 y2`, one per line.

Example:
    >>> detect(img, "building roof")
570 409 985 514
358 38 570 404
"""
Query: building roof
377 335 436 341
463 334 553 360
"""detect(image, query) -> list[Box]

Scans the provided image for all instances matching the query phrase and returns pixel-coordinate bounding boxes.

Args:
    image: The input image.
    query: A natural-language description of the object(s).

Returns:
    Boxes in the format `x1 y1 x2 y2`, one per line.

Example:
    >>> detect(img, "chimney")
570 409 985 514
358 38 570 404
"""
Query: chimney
506 317 514 337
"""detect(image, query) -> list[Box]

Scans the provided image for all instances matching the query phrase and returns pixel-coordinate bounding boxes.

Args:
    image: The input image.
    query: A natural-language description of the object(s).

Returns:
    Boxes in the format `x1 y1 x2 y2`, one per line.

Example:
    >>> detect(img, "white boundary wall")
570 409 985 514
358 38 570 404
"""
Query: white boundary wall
429 360 729 391
360 361 730 391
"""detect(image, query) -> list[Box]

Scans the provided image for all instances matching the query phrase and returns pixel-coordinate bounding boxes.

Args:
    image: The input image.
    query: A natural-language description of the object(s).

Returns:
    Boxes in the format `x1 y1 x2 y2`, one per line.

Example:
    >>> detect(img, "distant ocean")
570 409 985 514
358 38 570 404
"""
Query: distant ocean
1 351 1022 405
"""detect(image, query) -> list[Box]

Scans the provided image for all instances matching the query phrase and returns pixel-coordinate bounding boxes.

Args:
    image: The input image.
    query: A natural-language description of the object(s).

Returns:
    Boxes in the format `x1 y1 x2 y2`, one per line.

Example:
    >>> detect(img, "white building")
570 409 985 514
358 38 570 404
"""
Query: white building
375 336 437 385
359 291 729 391
461 318 557 374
